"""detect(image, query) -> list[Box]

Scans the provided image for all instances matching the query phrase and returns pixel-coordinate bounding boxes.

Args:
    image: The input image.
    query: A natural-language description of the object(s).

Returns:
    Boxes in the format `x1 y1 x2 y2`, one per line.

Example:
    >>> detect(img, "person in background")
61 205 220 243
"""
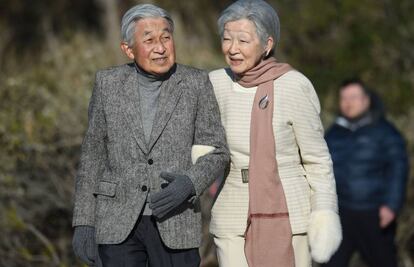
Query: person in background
324 78 409 267
208 0 342 266
71 4 229 267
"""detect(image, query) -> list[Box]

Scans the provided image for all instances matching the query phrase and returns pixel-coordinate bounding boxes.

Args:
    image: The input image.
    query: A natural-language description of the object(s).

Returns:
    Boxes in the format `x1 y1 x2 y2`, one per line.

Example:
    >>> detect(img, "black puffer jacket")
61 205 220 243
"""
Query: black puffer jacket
325 95 409 213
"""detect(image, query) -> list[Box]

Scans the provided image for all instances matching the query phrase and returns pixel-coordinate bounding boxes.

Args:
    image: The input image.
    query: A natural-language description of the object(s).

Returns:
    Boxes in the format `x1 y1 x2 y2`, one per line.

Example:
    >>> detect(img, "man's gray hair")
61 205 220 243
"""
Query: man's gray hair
121 4 174 47
218 0 280 56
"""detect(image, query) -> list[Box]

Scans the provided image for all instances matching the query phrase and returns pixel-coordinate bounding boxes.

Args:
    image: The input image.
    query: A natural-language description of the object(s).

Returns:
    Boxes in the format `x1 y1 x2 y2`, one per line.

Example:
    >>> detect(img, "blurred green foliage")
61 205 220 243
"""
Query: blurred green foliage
0 0 413 266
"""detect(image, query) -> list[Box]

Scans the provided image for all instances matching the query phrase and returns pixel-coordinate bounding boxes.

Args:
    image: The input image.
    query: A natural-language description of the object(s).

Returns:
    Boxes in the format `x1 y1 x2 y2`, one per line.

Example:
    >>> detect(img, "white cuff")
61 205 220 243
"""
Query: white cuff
191 145 215 164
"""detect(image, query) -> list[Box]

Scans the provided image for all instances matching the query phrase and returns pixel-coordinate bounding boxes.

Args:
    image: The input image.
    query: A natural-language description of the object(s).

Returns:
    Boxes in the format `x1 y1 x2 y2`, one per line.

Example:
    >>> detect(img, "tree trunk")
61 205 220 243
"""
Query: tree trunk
99 0 123 64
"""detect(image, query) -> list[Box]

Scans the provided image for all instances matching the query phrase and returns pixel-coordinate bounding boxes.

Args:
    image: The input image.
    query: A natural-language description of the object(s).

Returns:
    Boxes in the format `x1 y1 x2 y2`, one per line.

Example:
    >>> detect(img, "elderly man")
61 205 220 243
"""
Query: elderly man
324 79 409 267
71 4 229 267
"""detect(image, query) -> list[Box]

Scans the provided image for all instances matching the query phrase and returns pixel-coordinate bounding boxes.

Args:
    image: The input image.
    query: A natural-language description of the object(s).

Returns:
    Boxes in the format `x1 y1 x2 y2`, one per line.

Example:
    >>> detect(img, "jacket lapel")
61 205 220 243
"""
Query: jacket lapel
147 66 183 152
118 68 149 155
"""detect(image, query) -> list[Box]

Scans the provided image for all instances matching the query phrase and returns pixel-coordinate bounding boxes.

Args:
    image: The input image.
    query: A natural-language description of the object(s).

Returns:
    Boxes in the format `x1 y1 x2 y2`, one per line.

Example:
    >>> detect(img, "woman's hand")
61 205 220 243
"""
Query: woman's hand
308 209 342 263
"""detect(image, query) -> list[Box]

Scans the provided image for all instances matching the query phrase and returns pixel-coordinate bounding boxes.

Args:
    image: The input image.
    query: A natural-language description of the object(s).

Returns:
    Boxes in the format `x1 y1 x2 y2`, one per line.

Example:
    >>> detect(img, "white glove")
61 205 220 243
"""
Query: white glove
191 145 215 164
308 209 342 263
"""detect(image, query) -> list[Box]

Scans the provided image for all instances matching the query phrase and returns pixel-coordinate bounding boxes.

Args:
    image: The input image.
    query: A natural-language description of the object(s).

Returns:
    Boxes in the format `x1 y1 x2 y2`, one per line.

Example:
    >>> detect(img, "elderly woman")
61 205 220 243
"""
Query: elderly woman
207 1 341 266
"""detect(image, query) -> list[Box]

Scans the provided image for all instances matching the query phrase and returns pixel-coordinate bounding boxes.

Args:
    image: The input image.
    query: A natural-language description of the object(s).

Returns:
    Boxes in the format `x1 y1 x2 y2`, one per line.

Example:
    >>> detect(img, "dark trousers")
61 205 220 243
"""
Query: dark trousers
323 208 398 267
98 216 200 267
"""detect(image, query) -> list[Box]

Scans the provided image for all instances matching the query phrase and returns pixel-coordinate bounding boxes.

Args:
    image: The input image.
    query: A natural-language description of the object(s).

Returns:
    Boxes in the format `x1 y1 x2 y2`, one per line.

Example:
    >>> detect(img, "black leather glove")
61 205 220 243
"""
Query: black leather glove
72 226 101 266
149 172 196 219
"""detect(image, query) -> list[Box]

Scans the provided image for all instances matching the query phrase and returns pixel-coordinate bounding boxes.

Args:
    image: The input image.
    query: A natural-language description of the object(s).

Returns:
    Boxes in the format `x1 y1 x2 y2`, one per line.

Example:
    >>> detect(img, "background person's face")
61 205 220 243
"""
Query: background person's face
339 84 371 119
221 19 265 75
125 17 175 75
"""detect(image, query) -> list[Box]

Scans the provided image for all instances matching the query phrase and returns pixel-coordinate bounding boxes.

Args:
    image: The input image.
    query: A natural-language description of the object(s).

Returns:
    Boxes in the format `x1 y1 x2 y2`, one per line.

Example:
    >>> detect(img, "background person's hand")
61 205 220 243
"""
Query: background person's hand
149 172 195 219
379 205 395 228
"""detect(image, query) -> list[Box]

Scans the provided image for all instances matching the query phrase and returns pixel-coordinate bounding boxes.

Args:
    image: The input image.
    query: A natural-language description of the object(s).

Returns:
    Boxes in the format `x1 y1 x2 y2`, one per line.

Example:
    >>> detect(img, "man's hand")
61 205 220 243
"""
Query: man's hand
379 205 395 228
149 172 195 219
72 226 98 266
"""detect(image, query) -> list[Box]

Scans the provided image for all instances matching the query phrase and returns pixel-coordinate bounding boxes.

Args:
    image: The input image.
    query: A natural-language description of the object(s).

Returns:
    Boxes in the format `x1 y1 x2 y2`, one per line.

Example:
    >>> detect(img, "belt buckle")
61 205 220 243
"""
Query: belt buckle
241 169 249 183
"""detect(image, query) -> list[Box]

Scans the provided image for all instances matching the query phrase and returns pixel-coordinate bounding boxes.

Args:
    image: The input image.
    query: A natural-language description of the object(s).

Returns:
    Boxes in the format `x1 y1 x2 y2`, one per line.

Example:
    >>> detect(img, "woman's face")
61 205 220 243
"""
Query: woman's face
221 19 267 75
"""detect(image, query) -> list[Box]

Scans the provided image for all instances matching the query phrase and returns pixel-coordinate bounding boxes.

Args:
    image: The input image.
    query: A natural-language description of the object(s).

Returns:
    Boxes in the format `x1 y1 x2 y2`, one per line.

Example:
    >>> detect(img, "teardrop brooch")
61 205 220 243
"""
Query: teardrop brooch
259 95 269 109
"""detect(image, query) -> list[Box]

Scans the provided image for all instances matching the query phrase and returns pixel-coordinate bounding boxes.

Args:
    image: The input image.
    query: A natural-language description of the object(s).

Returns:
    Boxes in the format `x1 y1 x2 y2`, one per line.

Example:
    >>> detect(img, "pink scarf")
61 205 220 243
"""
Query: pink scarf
237 57 295 267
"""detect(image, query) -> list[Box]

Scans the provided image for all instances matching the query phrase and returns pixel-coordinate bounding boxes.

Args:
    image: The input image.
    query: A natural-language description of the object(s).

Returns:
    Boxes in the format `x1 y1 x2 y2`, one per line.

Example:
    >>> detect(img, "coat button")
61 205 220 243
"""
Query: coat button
141 185 148 192
161 183 169 189
147 159 153 165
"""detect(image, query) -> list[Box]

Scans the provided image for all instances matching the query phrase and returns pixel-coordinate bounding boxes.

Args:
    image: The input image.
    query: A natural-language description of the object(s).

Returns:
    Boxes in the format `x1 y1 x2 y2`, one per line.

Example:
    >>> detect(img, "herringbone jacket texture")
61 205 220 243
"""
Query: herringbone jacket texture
72 63 229 249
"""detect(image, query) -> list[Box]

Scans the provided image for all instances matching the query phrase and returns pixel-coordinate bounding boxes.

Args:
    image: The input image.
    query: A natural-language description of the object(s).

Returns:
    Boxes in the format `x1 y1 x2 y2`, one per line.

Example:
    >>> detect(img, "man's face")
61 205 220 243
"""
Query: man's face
123 17 175 75
339 84 370 119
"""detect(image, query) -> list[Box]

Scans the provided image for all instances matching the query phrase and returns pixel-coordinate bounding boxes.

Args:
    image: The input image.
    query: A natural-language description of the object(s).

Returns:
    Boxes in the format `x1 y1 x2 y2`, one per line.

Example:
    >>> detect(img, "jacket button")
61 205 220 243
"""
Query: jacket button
141 185 148 192
147 159 153 165
161 183 169 189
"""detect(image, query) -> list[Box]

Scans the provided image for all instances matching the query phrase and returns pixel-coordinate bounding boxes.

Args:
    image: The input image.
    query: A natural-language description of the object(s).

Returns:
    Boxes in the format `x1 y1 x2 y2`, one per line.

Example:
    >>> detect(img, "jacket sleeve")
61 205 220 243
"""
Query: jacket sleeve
382 123 409 213
185 71 230 199
291 74 338 213
72 71 107 226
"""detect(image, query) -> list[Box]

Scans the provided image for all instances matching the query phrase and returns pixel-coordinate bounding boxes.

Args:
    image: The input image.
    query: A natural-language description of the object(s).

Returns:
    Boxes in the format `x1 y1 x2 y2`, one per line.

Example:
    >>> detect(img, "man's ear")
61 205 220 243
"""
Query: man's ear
120 42 135 60
364 95 371 110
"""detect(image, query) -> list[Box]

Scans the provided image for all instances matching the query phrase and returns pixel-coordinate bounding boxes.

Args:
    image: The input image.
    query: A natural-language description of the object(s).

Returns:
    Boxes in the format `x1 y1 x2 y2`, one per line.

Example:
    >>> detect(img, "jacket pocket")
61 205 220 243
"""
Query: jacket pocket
93 181 117 197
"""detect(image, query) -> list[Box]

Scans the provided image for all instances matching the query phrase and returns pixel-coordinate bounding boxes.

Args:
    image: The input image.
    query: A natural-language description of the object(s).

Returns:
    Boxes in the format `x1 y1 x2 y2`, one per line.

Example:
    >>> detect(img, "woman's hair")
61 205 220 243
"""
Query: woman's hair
217 0 280 57
121 4 174 47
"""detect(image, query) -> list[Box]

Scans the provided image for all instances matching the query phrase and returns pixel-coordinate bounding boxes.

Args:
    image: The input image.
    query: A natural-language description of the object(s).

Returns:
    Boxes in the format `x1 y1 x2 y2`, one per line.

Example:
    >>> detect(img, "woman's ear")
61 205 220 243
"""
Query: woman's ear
120 42 135 60
264 37 274 57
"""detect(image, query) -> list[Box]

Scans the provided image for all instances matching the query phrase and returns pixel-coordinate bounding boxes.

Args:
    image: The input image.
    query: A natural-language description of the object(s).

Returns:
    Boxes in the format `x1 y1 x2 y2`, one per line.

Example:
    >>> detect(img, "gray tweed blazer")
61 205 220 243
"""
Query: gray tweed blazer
72 63 229 249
